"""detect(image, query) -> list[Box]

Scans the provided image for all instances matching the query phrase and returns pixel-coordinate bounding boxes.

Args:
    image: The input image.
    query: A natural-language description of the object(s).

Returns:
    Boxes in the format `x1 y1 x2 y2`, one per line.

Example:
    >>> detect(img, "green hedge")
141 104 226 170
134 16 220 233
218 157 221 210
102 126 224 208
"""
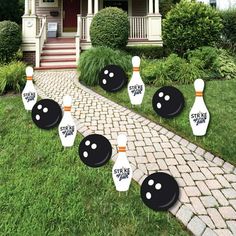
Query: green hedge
0 21 22 63
163 0 223 55
141 47 236 86
141 54 203 86
90 7 129 50
0 61 26 95
78 47 132 86
220 9 236 51
125 46 168 59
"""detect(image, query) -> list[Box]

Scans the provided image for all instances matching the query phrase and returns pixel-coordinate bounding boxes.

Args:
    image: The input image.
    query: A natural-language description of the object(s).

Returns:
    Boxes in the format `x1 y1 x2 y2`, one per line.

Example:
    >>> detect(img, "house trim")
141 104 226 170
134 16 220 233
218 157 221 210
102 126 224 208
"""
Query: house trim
39 0 59 8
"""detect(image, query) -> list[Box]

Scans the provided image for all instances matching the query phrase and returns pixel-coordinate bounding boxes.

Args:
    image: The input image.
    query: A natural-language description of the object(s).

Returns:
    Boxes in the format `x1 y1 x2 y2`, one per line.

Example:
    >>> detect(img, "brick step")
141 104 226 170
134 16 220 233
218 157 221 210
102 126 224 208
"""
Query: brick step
46 38 75 44
41 55 76 60
41 61 77 67
41 52 76 57
43 46 76 50
41 58 76 63
35 65 77 70
42 48 76 54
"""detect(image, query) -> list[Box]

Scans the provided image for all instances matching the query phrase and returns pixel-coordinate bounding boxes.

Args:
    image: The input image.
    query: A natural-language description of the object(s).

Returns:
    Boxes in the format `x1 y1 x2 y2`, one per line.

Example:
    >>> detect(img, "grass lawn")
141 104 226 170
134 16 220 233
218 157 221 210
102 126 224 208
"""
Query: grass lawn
93 78 236 166
0 95 189 235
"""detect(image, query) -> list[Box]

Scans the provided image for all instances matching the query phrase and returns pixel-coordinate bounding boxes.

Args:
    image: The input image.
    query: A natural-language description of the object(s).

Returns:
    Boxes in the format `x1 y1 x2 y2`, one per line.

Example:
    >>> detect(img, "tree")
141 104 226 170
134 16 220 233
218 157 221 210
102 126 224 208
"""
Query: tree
0 0 24 24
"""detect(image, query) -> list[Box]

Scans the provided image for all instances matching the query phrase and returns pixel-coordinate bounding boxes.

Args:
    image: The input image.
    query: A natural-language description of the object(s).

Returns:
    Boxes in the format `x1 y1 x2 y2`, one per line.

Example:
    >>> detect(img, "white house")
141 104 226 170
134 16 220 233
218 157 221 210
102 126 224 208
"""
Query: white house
22 0 162 70
196 0 236 10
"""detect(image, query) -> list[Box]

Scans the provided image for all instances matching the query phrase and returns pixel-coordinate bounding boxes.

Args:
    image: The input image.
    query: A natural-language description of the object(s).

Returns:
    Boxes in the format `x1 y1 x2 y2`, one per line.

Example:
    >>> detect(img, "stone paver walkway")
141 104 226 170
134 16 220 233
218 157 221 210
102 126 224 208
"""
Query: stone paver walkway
34 70 236 236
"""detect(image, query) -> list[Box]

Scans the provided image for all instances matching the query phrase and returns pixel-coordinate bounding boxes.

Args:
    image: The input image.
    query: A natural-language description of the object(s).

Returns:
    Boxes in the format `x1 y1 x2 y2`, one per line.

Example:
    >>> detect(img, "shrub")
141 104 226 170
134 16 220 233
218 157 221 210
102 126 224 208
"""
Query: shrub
214 49 236 80
0 0 24 24
187 46 236 80
160 0 181 18
90 7 129 50
125 46 167 59
141 54 203 86
187 46 219 79
0 61 26 94
0 21 22 63
220 9 236 51
78 47 132 86
163 0 223 55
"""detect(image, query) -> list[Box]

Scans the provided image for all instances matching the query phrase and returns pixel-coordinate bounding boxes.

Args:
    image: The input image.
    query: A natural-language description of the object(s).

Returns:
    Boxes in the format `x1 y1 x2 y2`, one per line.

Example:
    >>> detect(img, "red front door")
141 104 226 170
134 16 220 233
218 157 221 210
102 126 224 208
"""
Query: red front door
63 0 80 32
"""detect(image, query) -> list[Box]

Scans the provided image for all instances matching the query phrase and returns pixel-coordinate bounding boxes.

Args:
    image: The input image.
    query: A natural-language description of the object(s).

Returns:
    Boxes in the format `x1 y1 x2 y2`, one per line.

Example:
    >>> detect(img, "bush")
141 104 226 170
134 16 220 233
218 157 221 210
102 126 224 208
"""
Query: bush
214 49 236 80
125 46 167 59
160 0 181 18
187 46 236 80
78 47 132 86
0 0 24 24
187 46 219 79
0 61 26 95
220 9 236 51
163 0 223 55
0 21 22 63
141 54 203 86
90 7 129 50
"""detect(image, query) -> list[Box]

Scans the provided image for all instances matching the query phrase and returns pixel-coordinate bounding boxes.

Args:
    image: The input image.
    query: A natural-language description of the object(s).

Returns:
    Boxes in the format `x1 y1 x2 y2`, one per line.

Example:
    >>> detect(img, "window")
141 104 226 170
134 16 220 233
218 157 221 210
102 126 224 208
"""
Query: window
104 0 128 13
210 0 217 8
39 0 58 7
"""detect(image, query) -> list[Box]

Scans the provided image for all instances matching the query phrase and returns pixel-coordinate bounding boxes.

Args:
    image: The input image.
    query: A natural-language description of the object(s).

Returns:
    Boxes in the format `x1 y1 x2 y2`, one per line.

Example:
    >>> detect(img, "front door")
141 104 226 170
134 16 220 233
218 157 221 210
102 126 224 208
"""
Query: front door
104 0 128 12
63 0 80 32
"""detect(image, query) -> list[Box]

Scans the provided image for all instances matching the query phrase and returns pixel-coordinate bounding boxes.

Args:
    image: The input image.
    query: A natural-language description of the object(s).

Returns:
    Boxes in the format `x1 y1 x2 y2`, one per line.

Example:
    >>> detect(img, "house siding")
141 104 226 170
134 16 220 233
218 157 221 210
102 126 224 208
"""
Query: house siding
36 0 62 35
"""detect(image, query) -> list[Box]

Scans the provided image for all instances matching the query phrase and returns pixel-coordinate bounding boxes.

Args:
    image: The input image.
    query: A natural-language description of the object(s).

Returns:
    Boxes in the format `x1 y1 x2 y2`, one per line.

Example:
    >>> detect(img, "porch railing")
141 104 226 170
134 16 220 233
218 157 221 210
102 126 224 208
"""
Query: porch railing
35 16 47 67
78 16 148 41
129 16 147 39
82 17 86 40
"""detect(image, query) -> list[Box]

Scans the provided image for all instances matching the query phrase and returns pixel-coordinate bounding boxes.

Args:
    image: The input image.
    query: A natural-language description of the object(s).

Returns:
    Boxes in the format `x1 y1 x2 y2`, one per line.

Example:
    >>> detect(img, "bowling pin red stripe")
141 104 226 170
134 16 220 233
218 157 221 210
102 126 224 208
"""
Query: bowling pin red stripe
64 106 71 111
27 76 33 81
118 146 126 152
133 67 139 72
196 92 203 97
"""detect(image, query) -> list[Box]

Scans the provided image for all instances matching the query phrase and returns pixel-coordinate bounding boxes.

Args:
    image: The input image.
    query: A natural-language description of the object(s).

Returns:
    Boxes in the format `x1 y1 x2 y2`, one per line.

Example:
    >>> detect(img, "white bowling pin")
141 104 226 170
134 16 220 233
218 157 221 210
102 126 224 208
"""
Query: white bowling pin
59 95 77 147
112 134 133 192
22 66 37 111
128 56 145 105
189 79 210 136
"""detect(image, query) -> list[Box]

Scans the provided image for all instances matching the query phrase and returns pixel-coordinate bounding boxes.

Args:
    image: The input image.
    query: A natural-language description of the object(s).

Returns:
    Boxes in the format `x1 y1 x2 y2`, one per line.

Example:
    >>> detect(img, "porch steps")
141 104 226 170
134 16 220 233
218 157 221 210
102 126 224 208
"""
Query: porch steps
36 38 77 70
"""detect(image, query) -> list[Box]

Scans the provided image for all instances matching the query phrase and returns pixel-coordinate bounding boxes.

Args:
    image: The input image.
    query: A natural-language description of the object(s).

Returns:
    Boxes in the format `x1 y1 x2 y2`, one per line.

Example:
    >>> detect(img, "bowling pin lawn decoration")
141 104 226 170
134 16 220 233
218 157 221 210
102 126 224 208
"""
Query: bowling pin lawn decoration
128 56 145 105
22 66 37 111
59 95 77 147
112 134 133 192
189 79 210 136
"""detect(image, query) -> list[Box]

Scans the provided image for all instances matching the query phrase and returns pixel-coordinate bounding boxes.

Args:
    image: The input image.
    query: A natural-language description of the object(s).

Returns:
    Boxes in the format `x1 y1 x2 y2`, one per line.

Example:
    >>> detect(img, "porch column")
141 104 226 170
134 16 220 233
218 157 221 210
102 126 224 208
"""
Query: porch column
86 0 94 42
154 0 159 13
149 0 153 14
31 0 36 15
25 0 29 15
88 0 93 15
94 0 99 14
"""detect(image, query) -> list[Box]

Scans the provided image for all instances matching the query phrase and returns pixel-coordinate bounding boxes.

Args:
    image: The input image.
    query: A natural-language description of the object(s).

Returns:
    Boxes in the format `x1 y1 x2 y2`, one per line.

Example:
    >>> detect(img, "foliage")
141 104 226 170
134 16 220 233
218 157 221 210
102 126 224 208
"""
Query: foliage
141 54 203 85
0 0 24 24
125 46 167 59
0 61 26 94
78 47 132 86
160 0 181 18
90 7 129 50
214 49 236 80
187 46 220 79
220 9 236 52
187 46 236 80
163 0 223 55
0 21 22 63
